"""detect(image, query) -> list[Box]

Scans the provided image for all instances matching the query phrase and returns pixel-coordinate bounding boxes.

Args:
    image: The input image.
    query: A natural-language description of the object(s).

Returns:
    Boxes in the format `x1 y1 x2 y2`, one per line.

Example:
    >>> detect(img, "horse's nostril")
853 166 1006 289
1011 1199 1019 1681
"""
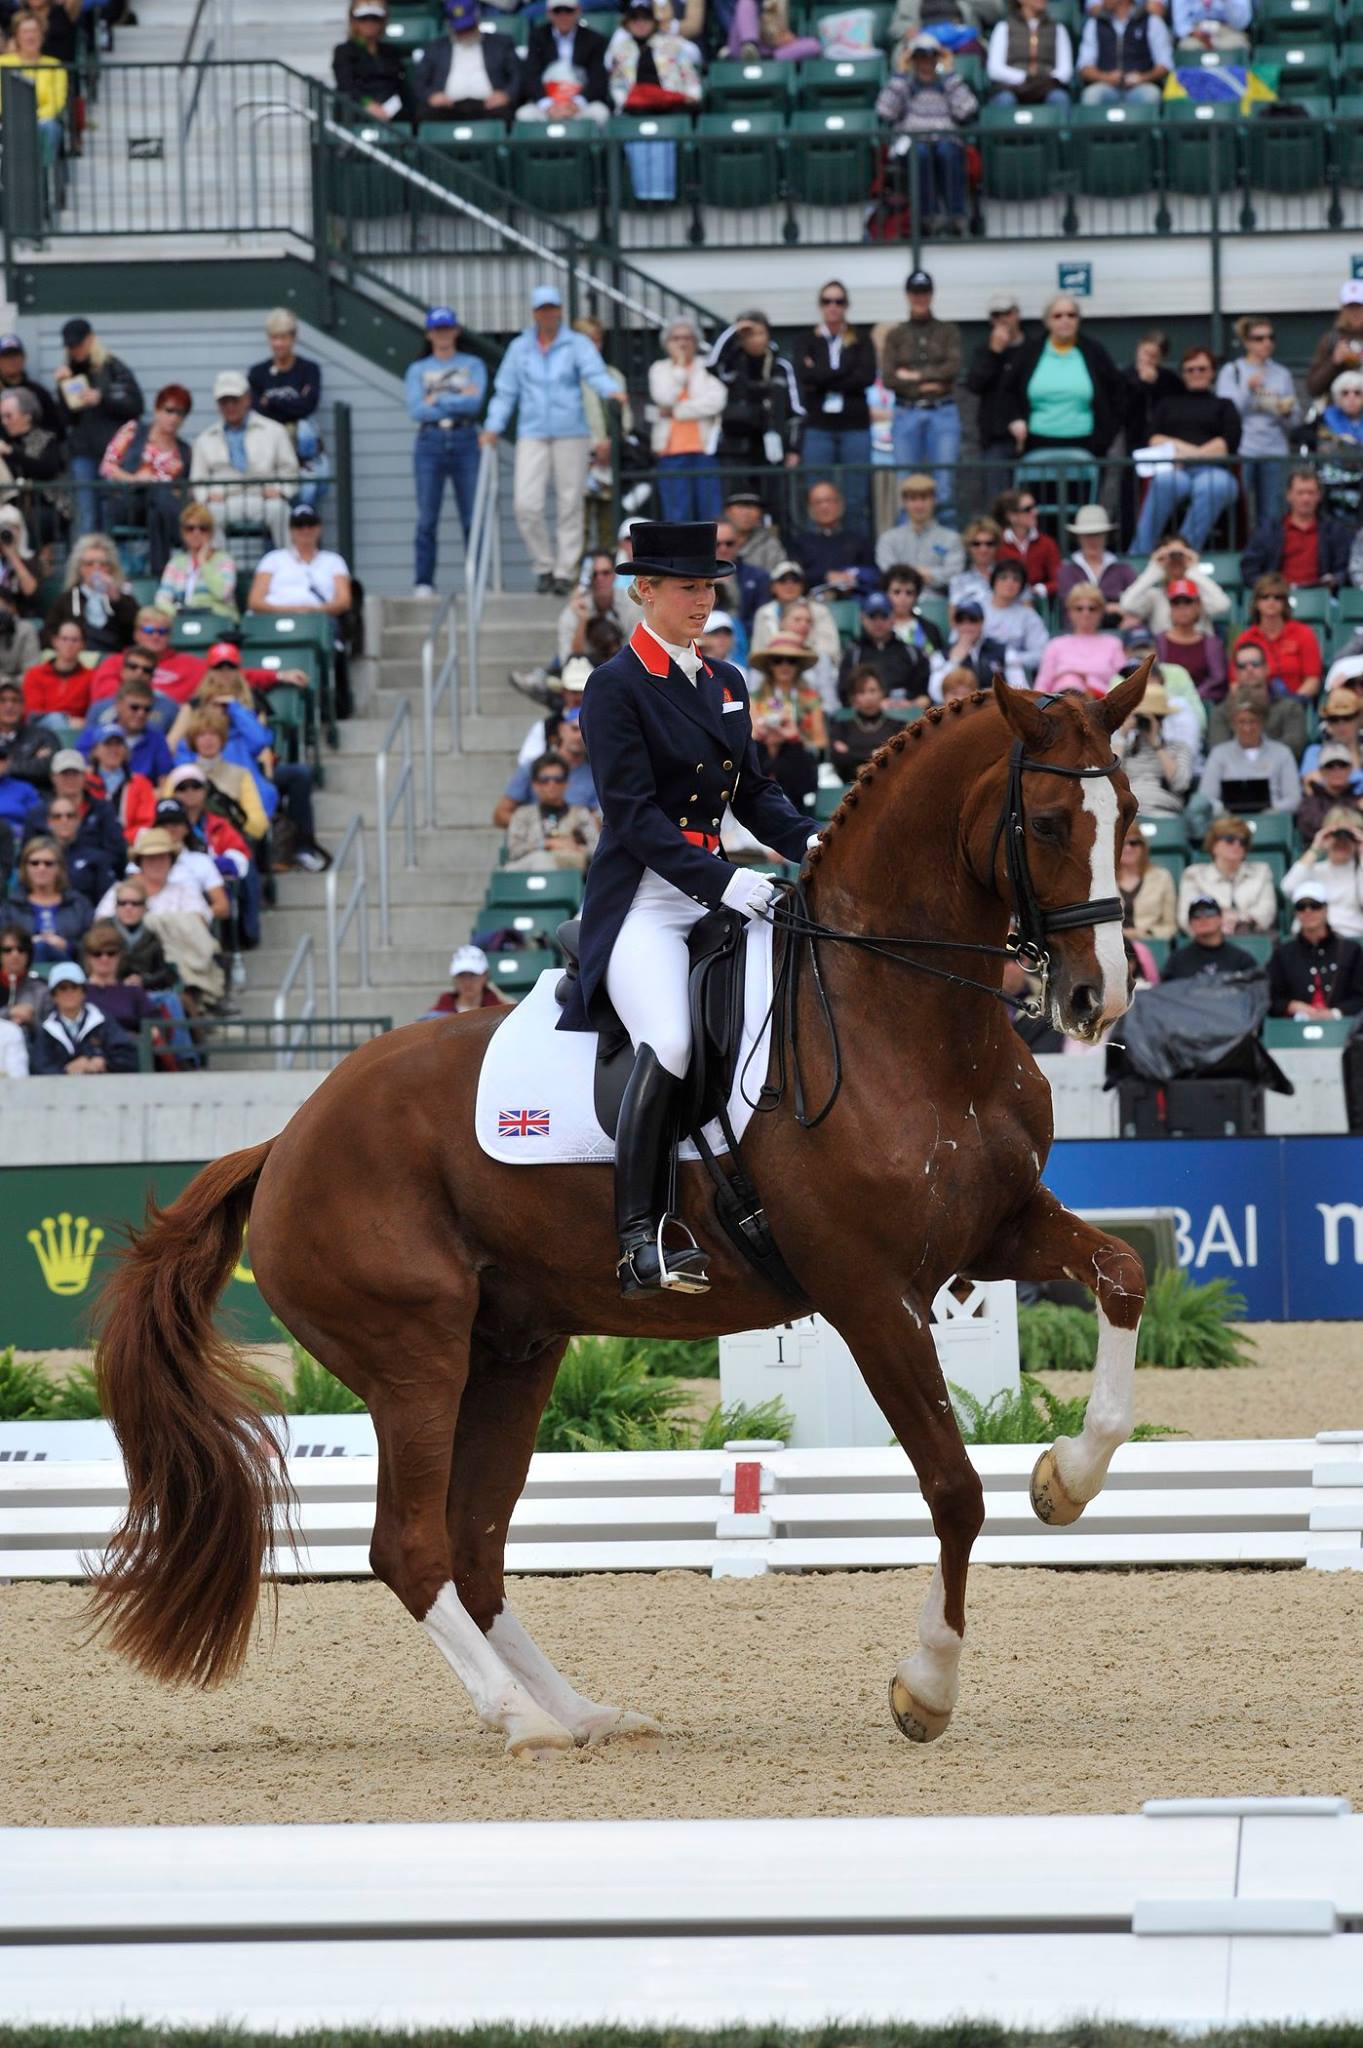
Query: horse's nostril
1071 983 1100 1022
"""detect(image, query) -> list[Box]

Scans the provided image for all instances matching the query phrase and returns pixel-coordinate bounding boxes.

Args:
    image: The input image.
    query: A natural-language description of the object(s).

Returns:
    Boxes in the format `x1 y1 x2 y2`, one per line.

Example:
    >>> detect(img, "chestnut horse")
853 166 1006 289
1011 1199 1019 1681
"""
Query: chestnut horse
92 670 1150 1755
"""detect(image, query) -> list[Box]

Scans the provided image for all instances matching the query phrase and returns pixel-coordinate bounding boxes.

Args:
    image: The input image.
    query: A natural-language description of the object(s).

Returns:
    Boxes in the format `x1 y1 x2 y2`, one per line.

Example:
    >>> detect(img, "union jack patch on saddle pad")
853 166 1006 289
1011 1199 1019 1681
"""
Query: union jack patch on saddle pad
499 1108 551 1138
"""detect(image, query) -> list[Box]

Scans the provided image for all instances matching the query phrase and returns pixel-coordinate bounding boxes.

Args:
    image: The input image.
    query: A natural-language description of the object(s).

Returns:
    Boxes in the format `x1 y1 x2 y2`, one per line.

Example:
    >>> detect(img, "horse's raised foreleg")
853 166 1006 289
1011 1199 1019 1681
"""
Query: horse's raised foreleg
967 1185 1146 1526
363 1328 576 1759
446 1337 662 1747
824 1294 985 1744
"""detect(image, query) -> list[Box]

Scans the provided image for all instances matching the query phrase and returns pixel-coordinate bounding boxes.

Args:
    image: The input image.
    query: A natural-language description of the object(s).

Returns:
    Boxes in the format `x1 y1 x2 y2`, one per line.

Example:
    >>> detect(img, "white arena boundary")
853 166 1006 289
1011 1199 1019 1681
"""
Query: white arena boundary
3 1426 1363 1577
3 1802 1361 2030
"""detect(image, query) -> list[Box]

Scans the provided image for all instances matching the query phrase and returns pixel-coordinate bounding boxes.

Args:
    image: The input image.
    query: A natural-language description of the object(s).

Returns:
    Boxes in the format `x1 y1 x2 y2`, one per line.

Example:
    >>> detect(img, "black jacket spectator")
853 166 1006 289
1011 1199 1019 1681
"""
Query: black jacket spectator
708 322 804 460
1163 936 1260 982
521 19 610 107
0 359 62 442
794 328 875 435
4 882 92 952
44 586 139 655
248 354 322 428
332 36 417 121
829 706 904 782
792 520 874 589
69 790 127 874
1123 359 1182 451
117 919 173 989
837 632 928 702
1000 330 1125 456
1268 930 1363 1016
59 842 114 908
55 350 143 464
411 31 522 115
3 714 55 787
1147 386 1242 460
1242 511 1354 588
754 735 818 810
966 332 1026 448
2 421 61 486
30 999 136 1074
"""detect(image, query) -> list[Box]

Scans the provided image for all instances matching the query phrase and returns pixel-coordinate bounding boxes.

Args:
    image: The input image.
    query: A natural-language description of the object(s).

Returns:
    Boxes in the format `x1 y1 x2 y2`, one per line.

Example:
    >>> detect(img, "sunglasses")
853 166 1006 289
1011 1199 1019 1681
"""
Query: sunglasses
903 490 933 501
86 946 120 957
48 808 77 819
115 896 142 907
0 941 27 952
1015 501 1037 513
1070 602 1102 611
820 294 847 307
1249 331 1273 342
968 538 995 548
535 773 568 783
1170 595 1198 604
138 624 170 637
26 856 56 866
182 521 211 532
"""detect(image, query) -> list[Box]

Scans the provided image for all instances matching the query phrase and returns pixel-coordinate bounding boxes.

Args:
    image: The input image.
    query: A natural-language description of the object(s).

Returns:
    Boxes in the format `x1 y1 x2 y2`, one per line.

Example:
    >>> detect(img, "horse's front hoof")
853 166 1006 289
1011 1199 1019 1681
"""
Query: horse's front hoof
505 1710 576 1760
889 1673 951 1744
1030 1445 1086 1527
578 1706 663 1747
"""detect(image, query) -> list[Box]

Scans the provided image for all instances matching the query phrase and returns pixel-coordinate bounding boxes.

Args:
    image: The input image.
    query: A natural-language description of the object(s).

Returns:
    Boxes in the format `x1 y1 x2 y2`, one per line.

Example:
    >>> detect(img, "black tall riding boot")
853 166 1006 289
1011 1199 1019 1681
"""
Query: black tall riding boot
614 1044 710 1297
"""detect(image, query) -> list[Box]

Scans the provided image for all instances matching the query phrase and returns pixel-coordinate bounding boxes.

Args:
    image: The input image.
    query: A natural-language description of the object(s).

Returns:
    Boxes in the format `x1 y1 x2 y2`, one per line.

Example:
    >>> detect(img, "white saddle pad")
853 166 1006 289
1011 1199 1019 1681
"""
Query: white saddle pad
474 919 775 1166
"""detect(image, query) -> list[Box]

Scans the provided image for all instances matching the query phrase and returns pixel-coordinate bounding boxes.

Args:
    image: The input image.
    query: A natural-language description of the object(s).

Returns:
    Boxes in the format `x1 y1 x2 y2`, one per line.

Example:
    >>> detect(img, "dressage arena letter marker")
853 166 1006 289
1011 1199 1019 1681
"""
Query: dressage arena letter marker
714 1440 780 1575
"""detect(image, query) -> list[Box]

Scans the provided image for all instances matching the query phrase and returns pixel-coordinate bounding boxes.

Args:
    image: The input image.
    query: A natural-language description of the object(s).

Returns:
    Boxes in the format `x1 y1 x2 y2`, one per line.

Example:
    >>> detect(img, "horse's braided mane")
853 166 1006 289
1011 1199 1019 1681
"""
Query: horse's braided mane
805 687 996 871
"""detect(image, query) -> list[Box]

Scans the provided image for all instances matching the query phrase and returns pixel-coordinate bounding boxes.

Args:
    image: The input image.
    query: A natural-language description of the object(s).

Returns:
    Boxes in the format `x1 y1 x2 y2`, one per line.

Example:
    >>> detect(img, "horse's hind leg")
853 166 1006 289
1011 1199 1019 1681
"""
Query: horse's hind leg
967 1184 1146 1526
359 1317 575 1758
446 1336 662 1746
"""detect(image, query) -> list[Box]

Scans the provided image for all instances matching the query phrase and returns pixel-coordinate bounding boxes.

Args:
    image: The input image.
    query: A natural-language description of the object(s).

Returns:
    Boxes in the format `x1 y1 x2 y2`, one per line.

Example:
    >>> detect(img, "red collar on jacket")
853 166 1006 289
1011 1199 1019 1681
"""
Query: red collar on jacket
629 622 712 680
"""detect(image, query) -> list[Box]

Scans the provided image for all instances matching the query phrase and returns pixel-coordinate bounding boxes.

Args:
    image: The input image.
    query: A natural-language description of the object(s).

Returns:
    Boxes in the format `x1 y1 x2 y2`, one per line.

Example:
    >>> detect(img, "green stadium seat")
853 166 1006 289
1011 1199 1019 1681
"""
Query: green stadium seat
1337 583 1363 623
1016 448 1099 527
508 120 601 212
786 105 877 204
489 905 570 949
979 101 1065 202
1071 99 1160 199
917 591 949 636
241 611 335 659
1330 91 1363 183
814 778 844 819
1047 0 1080 31
1253 40 1339 90
826 595 862 643
1245 95 1331 190
581 7 616 32
1197 550 1242 590
170 612 218 652
487 949 549 997
1263 1014 1355 1047
484 869 583 914
1137 815 1188 853
1142 936 1170 971
1244 810 1296 853
1288 582 1333 624
695 111 786 207
420 119 508 183
706 58 795 112
795 55 886 107
128 576 160 608
1161 99 1241 194
1258 0 1340 36
382 12 439 48
1151 848 1187 884
611 114 694 208
1235 932 1276 966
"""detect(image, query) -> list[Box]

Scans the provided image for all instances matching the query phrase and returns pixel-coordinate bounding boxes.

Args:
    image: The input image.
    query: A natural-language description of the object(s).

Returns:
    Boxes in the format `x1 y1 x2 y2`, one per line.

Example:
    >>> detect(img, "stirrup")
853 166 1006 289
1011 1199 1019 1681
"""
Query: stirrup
617 1215 711 1297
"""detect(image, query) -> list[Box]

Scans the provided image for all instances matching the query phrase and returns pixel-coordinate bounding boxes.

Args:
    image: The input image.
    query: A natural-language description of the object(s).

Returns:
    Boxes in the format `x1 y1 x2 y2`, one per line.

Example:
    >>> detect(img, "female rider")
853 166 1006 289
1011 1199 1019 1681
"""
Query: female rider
557 521 818 1297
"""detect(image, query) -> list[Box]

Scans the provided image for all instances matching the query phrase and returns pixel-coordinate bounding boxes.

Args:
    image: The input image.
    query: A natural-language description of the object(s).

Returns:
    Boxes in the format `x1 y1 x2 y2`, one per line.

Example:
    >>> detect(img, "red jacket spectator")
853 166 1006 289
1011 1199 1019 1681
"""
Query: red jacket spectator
997 528 1060 597
90 768 158 842
1233 620 1323 697
88 647 287 706
196 807 250 876
23 653 93 721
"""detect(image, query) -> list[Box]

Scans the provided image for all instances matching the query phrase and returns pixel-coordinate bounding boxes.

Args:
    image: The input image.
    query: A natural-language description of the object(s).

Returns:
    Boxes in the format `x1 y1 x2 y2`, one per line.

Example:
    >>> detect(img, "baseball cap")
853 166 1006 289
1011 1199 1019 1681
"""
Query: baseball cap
1292 881 1327 906
908 31 939 51
953 599 984 621
48 962 87 988
212 369 250 400
987 291 1019 316
289 502 321 525
154 798 189 827
1324 687 1362 715
1166 578 1199 600
51 748 86 774
425 306 459 329
558 656 591 692
167 763 207 788
905 269 933 293
352 1 386 13
206 640 242 667
861 592 892 617
1318 744 1355 767
92 725 129 748
531 284 563 310
60 317 92 348
445 0 480 25
0 333 24 353
704 609 734 633
770 559 805 582
450 944 489 976
1340 280 1363 307
0 676 21 695
1187 896 1222 918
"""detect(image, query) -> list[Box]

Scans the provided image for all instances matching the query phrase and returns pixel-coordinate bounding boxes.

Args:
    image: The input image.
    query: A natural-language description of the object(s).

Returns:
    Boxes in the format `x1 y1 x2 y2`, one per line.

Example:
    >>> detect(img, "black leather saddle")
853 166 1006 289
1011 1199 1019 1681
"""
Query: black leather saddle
554 908 750 1141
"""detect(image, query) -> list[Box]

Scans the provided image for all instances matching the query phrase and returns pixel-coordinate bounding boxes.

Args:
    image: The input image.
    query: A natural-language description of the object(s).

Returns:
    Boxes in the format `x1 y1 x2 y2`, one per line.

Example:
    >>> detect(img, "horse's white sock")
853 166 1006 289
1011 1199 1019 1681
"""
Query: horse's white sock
421 1584 572 1751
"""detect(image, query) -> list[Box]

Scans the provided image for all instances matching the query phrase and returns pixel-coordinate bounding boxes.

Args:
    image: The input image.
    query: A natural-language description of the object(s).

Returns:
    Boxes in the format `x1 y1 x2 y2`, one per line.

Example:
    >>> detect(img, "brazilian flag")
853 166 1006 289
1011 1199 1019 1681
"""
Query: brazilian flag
1163 63 1278 111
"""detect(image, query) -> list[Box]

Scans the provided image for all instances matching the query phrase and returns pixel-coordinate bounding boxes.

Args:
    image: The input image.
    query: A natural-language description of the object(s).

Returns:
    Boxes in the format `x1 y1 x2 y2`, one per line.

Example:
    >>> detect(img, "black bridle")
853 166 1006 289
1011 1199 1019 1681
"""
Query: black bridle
748 732 1126 1131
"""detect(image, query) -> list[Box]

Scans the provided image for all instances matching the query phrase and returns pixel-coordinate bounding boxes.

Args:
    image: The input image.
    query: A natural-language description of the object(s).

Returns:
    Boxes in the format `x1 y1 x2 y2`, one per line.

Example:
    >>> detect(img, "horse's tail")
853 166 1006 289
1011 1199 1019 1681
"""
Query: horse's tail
90 1139 290 1689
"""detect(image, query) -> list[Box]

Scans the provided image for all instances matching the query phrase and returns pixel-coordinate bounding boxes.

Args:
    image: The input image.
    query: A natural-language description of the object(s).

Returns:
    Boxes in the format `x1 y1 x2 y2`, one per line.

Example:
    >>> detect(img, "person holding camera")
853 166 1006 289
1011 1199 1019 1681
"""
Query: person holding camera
1282 810 1363 941
705 311 803 509
1112 675 1194 817
504 749 600 873
877 40 979 247
1119 533 1229 635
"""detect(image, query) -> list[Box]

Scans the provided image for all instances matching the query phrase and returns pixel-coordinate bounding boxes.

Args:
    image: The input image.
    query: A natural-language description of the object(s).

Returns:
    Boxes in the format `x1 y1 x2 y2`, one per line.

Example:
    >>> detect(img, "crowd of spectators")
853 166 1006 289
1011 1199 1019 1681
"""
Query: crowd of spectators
0 311 348 1079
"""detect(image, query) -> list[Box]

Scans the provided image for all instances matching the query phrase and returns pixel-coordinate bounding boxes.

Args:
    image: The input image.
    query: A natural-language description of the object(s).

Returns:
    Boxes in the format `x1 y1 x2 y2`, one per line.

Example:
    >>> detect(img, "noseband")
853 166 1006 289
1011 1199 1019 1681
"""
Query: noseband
753 723 1126 1129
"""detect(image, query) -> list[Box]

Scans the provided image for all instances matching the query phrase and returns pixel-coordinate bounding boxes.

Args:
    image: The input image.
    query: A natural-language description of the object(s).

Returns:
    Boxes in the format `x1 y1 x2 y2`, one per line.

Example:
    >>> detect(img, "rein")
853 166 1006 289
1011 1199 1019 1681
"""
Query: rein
745 734 1124 1132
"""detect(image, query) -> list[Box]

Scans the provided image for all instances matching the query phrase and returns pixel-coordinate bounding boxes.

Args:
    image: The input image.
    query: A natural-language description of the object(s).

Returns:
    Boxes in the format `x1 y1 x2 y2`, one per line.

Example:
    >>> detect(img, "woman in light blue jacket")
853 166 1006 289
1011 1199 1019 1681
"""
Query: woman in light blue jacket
1216 315 1300 531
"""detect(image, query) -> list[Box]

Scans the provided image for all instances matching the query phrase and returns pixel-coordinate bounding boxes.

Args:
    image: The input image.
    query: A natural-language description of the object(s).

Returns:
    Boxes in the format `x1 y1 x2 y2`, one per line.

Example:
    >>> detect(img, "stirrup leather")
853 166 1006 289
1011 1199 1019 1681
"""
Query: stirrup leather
617 1214 710 1294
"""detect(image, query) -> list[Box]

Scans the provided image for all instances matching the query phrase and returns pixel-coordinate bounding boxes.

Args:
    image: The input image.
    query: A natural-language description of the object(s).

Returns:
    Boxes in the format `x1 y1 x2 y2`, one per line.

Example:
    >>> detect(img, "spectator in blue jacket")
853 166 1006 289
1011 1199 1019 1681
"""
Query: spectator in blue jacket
30 961 137 1074
405 306 488 598
480 284 623 595
0 734 45 839
78 674 175 783
248 310 323 448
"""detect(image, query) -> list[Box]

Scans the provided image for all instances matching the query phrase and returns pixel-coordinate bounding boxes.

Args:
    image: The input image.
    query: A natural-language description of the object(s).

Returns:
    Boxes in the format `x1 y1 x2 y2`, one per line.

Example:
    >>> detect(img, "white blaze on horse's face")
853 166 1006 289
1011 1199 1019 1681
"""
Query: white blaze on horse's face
1080 770 1129 1030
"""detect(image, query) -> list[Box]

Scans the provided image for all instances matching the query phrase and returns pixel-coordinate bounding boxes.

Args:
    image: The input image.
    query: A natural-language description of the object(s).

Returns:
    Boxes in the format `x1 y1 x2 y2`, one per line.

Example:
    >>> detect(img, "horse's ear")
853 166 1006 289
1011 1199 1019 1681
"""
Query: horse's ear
992 671 1054 751
1098 654 1156 734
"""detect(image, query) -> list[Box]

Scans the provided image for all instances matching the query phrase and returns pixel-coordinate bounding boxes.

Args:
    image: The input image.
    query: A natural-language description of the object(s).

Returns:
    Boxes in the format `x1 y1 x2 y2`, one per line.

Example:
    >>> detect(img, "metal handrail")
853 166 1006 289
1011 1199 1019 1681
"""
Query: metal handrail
324 813 370 1018
375 698 417 949
272 931 317 1071
464 441 502 721
421 593 461 830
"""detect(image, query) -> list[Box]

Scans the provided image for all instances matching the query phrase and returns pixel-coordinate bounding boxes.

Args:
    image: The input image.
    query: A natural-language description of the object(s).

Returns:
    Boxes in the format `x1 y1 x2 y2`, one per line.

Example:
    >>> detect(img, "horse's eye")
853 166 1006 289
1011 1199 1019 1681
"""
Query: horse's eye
1031 813 1067 846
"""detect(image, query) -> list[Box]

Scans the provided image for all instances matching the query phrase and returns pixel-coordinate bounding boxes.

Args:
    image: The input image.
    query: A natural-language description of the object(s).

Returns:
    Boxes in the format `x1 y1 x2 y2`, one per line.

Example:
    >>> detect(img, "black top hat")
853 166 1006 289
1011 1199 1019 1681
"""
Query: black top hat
617 521 734 579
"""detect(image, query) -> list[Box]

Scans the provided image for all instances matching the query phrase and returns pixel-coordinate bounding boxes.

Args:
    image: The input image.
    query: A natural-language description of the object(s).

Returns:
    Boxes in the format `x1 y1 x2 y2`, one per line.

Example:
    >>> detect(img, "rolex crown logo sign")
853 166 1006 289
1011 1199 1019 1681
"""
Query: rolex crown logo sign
27 1212 105 1296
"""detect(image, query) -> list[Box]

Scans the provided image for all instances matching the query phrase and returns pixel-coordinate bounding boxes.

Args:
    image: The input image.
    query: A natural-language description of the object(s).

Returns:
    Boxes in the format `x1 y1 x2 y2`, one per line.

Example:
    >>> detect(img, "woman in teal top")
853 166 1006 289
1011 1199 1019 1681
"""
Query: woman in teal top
1001 295 1123 458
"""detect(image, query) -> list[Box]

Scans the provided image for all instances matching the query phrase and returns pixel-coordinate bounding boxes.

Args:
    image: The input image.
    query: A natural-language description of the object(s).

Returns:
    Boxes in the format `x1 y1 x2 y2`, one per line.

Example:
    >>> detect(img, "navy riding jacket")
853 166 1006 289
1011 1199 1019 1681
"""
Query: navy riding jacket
557 623 815 1036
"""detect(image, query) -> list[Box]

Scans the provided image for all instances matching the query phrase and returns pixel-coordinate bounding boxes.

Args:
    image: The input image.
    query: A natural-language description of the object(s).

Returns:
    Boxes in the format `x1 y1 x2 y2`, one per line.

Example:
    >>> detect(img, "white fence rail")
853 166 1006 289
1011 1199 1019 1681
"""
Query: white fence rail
4 1802 1360 2028
4 1431 1361 1580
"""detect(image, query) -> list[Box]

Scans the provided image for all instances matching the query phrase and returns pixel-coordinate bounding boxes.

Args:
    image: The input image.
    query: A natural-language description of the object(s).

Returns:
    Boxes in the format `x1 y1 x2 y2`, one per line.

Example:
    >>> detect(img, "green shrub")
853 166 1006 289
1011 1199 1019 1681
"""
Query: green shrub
536 1339 793 1452
268 1319 363 1415
633 1336 719 1379
1136 1268 1254 1370
1017 1302 1098 1373
44 1359 104 1419
695 1395 794 1447
951 1373 1180 1445
0 1348 104 1420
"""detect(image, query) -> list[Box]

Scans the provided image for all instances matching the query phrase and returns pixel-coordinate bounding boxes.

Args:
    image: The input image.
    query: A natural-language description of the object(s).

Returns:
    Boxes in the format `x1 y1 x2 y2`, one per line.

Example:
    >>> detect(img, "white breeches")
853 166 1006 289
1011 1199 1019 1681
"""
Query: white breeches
605 868 712 1079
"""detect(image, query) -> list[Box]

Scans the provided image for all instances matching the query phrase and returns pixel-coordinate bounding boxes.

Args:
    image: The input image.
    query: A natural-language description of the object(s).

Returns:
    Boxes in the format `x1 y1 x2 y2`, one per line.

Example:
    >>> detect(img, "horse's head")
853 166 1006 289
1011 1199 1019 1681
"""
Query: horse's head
986 662 1150 1042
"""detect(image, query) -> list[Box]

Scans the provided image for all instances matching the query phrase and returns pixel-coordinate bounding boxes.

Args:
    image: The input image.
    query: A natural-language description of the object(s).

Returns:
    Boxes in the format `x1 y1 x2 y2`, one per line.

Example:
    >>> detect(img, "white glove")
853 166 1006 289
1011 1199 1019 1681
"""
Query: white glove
721 868 777 922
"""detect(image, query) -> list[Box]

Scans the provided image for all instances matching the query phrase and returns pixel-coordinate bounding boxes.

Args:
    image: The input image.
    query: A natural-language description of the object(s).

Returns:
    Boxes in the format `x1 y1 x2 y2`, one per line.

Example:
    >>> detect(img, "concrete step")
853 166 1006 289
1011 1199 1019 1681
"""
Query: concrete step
335 711 528 756
241 983 458 1030
251 940 481 986
379 616 558 662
